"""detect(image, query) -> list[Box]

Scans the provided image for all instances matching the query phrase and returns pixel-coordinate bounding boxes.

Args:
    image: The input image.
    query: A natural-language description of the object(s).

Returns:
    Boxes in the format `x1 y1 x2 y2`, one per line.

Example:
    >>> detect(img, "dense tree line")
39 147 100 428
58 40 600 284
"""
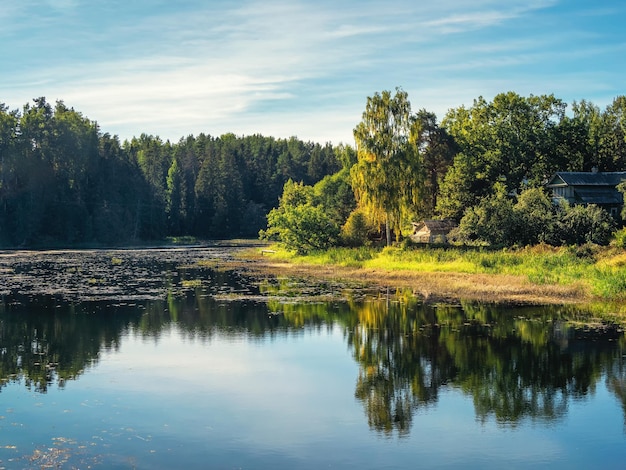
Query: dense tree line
266 90 626 252
5 91 626 250
0 98 340 246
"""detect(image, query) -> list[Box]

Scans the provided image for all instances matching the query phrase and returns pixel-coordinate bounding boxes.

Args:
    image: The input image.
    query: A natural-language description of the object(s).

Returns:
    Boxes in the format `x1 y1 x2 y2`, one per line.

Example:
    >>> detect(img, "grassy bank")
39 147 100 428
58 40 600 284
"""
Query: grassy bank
244 243 626 307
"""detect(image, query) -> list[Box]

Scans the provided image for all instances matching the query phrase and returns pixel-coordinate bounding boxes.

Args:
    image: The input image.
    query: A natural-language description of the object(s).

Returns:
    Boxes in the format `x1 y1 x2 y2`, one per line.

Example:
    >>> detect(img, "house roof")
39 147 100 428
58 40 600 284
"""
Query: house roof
546 171 626 187
574 189 624 205
412 219 457 234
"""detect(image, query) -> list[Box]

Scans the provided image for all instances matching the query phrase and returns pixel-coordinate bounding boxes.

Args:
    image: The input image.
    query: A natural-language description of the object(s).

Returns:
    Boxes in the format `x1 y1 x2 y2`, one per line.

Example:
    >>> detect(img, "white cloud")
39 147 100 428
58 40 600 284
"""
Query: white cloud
2 0 624 144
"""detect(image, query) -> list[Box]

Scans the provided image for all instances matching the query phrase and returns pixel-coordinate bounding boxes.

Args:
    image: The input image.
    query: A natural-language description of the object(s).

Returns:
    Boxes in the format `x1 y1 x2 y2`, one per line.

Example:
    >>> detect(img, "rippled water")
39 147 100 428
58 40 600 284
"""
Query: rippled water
1 247 625 469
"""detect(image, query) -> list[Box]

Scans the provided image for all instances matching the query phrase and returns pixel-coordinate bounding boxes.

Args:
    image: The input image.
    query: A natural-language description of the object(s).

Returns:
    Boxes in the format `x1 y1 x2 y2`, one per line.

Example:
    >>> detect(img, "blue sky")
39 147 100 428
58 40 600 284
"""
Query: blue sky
1 0 625 144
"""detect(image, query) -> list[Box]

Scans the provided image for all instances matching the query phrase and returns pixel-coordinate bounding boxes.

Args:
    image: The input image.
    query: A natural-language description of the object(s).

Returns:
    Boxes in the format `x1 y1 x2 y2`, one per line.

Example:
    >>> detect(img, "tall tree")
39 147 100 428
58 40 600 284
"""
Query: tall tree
166 158 184 235
411 109 457 218
438 92 566 219
352 88 423 245
0 104 19 244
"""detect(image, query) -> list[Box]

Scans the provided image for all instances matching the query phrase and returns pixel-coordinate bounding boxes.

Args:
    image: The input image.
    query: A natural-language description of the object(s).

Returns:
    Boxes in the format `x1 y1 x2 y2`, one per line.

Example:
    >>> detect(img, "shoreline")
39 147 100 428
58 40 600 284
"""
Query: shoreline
235 250 590 306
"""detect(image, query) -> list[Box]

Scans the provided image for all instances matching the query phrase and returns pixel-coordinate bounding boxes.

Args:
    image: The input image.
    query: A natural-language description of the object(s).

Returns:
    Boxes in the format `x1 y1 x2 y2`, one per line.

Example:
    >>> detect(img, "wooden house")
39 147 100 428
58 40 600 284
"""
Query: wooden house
545 169 626 217
410 219 457 244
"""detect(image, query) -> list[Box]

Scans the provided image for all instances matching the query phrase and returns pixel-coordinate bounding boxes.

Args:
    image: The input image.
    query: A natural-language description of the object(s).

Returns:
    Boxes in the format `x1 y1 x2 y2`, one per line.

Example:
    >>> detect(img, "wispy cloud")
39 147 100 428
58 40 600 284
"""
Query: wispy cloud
421 0 558 33
1 0 623 144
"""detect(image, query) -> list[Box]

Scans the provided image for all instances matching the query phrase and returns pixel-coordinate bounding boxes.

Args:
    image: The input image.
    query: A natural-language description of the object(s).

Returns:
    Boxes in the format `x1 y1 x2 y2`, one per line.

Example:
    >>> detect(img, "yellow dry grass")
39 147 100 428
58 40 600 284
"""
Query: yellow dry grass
235 252 589 305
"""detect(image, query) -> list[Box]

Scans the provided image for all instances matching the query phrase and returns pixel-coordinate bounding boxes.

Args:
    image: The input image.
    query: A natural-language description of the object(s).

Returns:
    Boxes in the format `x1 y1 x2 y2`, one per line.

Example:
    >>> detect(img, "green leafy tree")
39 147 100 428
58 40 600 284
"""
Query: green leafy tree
436 152 486 220
341 208 377 247
352 88 423 245
595 96 626 171
513 187 556 246
411 109 457 218
312 168 356 226
453 183 519 246
166 158 184 235
0 103 20 244
439 92 566 218
261 180 339 253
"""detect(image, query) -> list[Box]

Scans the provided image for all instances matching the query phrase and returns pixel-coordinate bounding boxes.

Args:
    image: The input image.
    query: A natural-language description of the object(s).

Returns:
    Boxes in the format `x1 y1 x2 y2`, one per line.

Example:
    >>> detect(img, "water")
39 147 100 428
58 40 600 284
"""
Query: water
1 247 626 469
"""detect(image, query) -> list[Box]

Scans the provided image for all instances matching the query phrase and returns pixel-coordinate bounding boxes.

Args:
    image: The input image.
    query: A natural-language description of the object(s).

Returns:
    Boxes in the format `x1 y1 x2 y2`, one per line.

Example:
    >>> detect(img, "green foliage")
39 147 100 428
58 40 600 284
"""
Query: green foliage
436 152 485 220
352 88 423 245
312 168 356 225
438 92 566 218
611 228 626 248
454 186 616 248
341 209 376 247
553 203 616 246
261 180 340 254
453 183 519 246
412 109 457 218
617 181 626 221
166 157 184 235
0 99 342 246
513 187 556 245
263 204 339 254
4 91 626 249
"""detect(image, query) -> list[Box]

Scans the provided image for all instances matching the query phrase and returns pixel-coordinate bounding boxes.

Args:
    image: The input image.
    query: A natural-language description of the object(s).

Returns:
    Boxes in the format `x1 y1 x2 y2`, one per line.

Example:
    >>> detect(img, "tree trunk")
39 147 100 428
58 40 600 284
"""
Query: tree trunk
385 214 392 246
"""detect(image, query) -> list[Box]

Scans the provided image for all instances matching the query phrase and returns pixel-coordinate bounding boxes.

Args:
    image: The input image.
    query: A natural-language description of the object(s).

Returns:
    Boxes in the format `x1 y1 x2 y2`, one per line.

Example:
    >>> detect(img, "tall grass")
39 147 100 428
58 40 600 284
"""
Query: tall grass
265 243 626 302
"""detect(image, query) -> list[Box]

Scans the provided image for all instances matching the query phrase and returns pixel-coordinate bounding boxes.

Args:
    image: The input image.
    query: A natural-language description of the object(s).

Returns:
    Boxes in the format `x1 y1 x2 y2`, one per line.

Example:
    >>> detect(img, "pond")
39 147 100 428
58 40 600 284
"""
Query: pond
1 247 626 469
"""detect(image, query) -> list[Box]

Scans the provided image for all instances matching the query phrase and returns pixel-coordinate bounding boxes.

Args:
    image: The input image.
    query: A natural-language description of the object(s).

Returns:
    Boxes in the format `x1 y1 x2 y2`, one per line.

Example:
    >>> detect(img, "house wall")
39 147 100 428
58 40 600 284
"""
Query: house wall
552 186 574 200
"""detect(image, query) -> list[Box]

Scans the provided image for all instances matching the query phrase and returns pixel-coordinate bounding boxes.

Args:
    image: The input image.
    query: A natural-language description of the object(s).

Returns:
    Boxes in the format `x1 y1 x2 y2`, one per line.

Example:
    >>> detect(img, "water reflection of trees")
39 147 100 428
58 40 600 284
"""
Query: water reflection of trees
344 299 625 435
0 297 143 392
3 288 626 439
260 295 626 435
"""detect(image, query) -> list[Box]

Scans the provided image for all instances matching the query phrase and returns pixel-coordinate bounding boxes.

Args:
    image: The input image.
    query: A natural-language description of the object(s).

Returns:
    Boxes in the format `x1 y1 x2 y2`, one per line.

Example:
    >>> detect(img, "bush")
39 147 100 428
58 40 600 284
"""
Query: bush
261 203 339 254
260 179 341 254
341 209 376 247
513 188 556 245
611 228 626 248
554 203 616 246
455 183 519 247
454 186 616 248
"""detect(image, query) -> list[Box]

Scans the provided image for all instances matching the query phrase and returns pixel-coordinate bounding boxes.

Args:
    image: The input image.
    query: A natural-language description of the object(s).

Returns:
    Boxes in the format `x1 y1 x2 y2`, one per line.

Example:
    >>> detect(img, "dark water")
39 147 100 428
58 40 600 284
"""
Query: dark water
1 247 626 469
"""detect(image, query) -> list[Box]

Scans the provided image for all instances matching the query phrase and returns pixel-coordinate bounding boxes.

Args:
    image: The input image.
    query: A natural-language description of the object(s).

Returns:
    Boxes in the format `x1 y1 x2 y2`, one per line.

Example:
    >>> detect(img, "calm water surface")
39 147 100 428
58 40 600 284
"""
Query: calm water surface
1 247 626 469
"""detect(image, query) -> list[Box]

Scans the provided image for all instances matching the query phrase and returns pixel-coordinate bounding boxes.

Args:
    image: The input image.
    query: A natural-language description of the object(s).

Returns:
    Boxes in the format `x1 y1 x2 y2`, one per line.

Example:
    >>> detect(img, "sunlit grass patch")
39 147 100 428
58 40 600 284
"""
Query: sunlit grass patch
597 252 626 268
257 243 626 303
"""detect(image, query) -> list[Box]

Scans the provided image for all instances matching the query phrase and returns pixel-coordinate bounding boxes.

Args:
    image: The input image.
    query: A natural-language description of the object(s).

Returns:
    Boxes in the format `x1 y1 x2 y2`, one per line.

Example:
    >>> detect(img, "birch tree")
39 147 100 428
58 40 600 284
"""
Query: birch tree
352 88 423 245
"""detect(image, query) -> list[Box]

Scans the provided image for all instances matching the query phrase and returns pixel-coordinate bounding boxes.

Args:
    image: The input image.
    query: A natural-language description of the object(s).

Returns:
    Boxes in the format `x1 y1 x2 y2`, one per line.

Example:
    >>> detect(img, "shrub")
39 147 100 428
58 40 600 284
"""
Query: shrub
260 179 341 254
455 183 519 247
554 204 616 246
262 203 339 254
513 188 556 245
341 209 376 247
611 228 626 248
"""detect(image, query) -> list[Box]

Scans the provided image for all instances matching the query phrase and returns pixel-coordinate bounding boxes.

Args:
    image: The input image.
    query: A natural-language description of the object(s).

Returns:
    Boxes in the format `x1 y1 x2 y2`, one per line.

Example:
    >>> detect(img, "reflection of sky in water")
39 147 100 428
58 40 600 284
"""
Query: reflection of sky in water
2 322 626 469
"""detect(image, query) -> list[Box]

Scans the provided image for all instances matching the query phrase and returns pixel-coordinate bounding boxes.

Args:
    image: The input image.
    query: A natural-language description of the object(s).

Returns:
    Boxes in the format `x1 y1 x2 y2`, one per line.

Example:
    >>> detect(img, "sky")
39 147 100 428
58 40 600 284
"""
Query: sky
1 0 625 145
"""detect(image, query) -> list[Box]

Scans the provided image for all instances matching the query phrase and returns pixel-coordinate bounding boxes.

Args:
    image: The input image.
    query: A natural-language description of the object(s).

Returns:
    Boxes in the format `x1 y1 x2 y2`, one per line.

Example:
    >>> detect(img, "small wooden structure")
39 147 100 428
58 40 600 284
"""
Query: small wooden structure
410 219 457 244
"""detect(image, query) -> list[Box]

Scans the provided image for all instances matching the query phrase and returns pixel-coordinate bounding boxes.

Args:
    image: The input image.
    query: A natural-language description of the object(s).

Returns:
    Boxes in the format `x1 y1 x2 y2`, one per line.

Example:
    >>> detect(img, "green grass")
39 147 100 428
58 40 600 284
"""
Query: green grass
263 243 626 301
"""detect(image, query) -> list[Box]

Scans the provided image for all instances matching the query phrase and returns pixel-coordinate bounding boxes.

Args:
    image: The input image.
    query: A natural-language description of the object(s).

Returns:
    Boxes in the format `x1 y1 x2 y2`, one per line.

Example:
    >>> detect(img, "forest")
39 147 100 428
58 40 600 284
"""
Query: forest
263 90 626 252
2 91 626 249
0 98 340 246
